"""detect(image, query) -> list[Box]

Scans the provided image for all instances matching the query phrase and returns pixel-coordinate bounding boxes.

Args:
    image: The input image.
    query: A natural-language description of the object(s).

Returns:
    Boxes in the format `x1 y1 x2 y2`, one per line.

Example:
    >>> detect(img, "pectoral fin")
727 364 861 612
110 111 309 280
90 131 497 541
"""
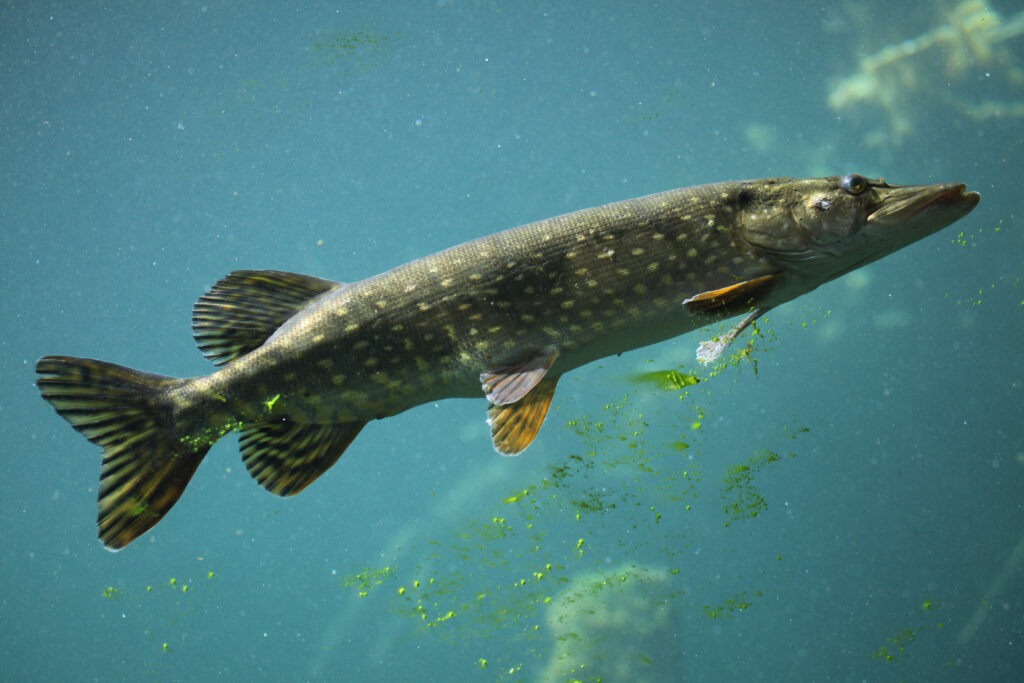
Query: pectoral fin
479 348 559 405
487 376 559 455
683 273 780 315
696 306 770 365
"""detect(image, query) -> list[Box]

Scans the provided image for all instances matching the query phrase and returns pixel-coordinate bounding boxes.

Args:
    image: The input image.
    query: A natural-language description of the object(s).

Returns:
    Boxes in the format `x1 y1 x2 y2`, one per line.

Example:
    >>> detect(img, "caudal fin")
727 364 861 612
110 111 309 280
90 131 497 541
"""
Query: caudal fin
35 356 211 550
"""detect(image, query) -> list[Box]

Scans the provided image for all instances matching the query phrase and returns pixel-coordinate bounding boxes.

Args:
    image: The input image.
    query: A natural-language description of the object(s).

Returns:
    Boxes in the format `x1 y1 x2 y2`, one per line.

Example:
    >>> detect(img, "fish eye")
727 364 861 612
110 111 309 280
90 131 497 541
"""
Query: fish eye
840 174 868 194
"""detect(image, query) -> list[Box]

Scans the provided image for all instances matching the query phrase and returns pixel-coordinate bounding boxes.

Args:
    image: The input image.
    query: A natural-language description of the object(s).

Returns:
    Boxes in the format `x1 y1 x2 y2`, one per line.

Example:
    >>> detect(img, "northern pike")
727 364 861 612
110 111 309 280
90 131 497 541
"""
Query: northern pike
36 174 979 549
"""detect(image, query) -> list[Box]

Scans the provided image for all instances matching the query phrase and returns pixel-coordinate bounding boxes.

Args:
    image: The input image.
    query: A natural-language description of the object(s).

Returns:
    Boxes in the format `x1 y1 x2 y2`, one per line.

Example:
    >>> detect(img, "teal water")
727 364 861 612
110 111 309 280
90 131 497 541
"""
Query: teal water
2 1 1022 681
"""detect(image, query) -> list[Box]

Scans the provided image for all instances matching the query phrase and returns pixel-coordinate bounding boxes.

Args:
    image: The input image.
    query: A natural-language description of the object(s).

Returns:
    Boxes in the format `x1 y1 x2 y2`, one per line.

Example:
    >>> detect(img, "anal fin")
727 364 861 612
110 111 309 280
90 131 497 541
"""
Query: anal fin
239 418 366 496
487 376 559 455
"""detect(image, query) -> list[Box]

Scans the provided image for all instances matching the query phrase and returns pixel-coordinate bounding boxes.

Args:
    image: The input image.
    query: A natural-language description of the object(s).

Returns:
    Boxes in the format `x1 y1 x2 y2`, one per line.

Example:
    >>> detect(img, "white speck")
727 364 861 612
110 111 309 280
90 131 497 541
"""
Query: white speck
176 122 184 130
589 90 597 97
414 118 422 126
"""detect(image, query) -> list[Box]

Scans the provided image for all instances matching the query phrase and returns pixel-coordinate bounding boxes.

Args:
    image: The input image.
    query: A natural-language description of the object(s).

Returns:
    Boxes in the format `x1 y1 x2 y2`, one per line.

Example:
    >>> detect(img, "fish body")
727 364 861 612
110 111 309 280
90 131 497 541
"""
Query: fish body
36 174 979 548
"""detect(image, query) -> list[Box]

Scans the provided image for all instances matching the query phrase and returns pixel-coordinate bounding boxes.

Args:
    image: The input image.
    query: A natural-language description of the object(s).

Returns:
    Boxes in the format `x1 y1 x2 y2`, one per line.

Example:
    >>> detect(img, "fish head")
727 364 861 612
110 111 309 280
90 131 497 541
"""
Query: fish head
738 174 980 283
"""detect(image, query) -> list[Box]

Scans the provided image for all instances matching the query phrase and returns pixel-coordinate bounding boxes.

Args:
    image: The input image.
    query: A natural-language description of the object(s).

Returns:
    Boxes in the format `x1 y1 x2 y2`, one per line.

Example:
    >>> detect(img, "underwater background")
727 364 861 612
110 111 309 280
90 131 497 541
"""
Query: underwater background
2 1 1022 680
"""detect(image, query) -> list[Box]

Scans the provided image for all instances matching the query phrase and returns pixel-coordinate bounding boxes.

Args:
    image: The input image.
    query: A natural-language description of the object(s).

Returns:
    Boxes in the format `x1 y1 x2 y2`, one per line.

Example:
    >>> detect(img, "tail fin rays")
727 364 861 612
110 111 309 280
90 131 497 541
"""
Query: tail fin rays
35 356 210 550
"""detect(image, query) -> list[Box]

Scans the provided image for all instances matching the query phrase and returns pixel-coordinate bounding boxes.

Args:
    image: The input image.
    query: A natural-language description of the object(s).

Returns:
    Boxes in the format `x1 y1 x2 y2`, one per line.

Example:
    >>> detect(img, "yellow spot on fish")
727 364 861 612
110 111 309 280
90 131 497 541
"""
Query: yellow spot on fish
340 389 368 402
647 262 660 272
345 323 359 333
561 300 575 309
458 303 472 311
313 334 325 343
264 394 280 411
634 284 648 295
686 248 698 258
631 247 645 256
317 359 333 370
364 357 379 368
353 340 370 351
418 302 431 312
332 374 346 386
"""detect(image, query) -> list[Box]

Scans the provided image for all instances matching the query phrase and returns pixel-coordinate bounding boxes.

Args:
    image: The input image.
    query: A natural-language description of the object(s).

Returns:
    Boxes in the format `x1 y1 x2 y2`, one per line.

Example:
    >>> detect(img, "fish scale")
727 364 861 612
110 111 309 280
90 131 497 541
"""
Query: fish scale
35 173 979 548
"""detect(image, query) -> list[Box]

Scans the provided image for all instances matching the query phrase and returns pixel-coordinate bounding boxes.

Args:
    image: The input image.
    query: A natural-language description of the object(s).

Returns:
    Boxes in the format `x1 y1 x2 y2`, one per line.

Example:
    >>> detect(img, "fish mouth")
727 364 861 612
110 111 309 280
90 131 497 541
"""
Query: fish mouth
867 182 980 226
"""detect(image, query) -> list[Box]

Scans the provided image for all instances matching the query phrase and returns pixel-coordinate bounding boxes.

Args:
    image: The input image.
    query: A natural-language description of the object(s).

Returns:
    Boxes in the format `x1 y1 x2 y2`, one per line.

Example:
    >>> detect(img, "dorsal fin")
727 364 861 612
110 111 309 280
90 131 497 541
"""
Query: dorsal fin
192 270 342 365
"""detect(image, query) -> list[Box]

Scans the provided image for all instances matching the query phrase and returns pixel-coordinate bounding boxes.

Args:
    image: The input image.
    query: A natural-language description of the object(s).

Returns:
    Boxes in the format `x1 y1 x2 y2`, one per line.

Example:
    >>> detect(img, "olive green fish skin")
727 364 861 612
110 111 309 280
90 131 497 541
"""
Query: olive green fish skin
179 175 978 431
179 181 772 428
35 173 980 548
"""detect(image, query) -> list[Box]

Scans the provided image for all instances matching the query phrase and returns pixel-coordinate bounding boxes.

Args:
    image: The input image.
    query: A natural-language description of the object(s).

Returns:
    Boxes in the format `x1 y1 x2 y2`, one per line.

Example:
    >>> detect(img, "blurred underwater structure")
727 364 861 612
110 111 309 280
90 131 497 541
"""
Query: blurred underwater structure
828 0 1024 146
